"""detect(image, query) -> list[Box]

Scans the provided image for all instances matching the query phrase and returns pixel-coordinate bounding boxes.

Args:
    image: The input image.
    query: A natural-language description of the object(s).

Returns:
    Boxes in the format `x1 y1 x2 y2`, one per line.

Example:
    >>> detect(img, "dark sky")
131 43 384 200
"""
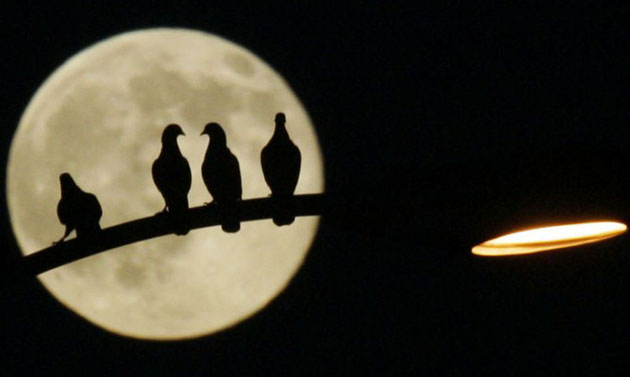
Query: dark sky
2 2 630 375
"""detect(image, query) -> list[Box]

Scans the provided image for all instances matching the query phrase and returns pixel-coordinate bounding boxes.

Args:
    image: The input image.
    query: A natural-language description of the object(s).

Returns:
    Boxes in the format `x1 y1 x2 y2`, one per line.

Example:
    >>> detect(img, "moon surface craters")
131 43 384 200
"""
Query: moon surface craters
8 28 324 339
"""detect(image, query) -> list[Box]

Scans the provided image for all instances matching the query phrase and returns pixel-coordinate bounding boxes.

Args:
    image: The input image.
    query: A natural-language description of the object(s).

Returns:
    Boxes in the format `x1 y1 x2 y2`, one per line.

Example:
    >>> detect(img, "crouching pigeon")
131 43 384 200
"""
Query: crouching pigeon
55 172 102 244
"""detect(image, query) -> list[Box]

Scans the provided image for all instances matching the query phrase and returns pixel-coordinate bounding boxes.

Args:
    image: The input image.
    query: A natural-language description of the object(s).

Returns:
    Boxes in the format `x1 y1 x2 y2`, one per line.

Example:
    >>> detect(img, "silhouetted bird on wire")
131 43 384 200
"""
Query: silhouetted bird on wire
261 112 301 225
152 124 192 235
201 122 242 232
55 172 102 244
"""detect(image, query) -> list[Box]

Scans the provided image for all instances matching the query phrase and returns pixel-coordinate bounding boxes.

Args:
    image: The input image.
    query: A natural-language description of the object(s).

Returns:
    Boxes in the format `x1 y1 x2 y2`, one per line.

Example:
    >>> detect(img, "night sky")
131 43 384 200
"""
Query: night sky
2 3 629 375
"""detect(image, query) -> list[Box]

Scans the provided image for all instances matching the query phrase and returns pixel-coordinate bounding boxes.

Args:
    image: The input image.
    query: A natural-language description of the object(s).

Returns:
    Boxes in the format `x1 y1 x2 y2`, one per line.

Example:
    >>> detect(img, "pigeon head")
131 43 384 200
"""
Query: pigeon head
275 112 286 125
273 112 289 138
59 172 80 194
201 122 227 145
161 124 185 143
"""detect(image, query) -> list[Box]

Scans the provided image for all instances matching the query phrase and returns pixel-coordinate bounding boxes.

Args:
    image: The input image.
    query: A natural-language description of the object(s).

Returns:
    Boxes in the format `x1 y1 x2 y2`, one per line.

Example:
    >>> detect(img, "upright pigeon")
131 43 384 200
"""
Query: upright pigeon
55 172 102 244
152 123 192 235
261 112 301 225
201 122 242 232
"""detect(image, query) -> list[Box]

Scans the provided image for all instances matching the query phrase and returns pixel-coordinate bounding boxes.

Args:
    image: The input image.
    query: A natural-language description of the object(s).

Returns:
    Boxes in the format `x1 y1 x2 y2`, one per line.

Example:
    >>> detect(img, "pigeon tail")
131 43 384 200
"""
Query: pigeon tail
167 198 190 236
172 215 190 236
271 196 295 226
272 214 295 226
221 221 241 233
174 227 189 236
219 202 240 233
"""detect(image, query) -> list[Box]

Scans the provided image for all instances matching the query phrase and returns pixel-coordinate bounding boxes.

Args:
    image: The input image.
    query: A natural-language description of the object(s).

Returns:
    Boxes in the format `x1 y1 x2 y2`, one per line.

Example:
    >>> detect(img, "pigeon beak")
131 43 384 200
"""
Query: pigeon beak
200 130 207 136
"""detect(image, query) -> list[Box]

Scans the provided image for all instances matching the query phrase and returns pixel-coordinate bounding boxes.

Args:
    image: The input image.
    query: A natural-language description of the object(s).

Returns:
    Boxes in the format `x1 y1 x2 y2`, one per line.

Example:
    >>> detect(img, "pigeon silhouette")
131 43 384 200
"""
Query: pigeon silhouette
55 173 102 244
261 113 302 225
201 122 242 232
152 124 192 235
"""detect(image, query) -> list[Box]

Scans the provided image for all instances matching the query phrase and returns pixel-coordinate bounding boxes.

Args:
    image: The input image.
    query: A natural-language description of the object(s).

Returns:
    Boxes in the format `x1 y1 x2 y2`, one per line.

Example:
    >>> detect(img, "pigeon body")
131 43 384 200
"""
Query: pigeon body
152 124 192 235
201 122 242 232
261 113 301 225
56 173 102 243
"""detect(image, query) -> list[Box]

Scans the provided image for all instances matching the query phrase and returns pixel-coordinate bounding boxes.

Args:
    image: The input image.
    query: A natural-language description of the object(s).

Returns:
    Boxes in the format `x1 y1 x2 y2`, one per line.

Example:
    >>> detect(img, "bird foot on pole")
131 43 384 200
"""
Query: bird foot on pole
52 238 65 246
155 207 168 216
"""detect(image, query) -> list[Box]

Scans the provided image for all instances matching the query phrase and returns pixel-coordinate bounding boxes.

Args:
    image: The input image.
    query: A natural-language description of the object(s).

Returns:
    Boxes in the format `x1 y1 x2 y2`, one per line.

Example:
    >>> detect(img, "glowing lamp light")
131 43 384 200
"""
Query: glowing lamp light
472 221 627 256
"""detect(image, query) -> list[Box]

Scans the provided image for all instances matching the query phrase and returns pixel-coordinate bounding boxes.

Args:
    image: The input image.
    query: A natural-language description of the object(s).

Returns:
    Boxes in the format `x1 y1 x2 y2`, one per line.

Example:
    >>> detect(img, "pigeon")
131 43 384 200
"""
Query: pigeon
152 123 192 235
55 172 102 244
201 122 242 232
261 112 301 225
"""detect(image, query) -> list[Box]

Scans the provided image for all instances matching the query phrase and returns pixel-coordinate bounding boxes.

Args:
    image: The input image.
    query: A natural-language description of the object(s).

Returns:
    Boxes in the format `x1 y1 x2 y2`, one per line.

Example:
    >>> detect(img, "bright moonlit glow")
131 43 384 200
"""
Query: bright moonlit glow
472 221 627 256
7 28 324 340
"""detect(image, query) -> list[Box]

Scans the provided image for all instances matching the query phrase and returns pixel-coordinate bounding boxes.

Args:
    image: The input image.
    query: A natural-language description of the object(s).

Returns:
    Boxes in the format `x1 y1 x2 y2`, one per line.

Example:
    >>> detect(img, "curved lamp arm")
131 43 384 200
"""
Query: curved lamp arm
18 193 327 278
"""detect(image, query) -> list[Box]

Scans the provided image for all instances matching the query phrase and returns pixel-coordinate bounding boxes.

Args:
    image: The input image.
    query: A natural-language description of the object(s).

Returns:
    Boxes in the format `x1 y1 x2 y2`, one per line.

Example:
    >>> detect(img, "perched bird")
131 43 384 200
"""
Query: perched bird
261 112 302 225
152 123 192 235
55 173 102 244
201 122 242 232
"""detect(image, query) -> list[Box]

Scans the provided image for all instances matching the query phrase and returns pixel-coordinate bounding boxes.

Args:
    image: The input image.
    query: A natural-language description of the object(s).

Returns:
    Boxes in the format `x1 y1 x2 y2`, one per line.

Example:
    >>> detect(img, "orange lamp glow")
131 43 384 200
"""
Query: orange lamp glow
472 221 627 256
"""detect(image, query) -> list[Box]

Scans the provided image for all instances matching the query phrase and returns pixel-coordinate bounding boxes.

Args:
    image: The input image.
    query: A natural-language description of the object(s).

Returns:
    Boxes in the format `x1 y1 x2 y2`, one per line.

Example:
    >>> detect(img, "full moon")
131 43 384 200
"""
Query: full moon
7 28 324 339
